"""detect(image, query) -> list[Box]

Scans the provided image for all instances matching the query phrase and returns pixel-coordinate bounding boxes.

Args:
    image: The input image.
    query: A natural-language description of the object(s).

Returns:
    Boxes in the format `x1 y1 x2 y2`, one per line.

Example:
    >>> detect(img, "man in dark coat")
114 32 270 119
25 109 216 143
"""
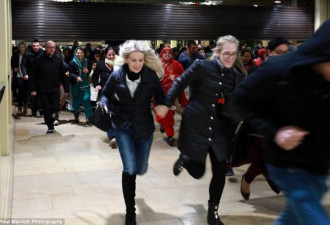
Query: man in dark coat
21 39 44 117
229 19 330 225
30 40 69 133
166 35 244 225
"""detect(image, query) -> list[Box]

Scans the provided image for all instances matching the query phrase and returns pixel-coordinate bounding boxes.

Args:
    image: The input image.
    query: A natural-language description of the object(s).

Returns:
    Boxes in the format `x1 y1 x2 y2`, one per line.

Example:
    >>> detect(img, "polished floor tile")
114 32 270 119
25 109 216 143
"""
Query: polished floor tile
4 110 330 225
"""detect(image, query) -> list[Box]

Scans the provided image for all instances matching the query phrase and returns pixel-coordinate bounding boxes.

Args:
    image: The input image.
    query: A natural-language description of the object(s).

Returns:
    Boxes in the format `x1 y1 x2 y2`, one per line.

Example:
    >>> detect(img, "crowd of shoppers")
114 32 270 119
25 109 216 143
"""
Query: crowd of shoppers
10 24 330 225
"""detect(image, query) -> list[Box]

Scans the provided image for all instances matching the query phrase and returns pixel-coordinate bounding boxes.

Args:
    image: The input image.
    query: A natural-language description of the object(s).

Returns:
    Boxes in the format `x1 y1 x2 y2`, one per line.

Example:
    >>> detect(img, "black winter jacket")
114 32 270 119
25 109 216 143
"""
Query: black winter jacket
92 60 113 89
230 19 330 175
30 52 69 94
166 58 244 163
101 64 166 138
20 49 44 76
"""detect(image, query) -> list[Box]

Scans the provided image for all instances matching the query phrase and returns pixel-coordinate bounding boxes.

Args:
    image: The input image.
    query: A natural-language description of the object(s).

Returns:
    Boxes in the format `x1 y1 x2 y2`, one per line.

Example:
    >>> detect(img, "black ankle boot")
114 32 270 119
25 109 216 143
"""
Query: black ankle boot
122 173 137 225
207 201 224 225
173 154 189 176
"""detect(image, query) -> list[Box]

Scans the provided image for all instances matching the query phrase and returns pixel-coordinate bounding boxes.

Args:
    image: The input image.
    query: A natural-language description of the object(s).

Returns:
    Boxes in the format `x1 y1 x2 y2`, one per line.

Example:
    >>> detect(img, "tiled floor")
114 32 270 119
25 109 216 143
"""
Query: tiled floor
4 110 330 224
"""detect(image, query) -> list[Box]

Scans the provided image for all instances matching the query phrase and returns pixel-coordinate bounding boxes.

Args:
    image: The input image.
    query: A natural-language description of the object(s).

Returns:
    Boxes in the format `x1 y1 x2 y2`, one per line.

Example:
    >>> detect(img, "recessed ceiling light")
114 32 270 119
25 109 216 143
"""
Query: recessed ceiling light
253 4 258 7
275 0 281 3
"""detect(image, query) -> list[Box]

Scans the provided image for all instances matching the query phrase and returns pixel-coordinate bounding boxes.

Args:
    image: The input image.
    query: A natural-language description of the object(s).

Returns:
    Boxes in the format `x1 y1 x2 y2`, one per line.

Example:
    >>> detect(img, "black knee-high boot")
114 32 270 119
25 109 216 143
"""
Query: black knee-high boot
207 201 224 225
122 172 137 225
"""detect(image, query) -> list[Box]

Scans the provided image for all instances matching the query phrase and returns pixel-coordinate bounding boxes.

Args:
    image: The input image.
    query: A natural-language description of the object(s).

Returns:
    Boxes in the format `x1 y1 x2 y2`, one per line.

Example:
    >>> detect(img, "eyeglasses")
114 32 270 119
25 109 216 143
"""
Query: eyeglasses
222 51 237 59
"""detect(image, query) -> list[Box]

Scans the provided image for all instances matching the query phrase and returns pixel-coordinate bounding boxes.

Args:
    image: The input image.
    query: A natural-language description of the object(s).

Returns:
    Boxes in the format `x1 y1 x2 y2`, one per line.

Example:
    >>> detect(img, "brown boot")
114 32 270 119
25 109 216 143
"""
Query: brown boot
23 105 28 115
16 106 22 116
109 138 117 149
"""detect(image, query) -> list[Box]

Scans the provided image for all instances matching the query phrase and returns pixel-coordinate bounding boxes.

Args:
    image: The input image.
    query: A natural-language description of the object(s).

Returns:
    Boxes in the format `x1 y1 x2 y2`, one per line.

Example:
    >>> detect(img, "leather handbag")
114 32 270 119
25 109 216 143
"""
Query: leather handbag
88 105 111 132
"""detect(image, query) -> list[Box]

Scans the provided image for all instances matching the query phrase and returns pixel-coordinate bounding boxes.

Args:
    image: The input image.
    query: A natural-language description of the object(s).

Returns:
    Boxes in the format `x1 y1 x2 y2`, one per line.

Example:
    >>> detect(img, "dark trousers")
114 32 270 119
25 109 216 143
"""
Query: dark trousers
16 78 29 107
183 149 227 204
243 137 278 193
39 91 60 130
30 95 42 116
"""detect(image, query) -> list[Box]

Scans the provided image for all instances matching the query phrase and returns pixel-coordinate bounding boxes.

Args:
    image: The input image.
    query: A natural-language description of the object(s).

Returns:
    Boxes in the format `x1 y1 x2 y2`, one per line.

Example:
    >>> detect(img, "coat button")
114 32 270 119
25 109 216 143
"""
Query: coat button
208 138 212 141
210 116 214 120
215 93 219 96
209 127 212 131
219 82 222 85
211 104 215 107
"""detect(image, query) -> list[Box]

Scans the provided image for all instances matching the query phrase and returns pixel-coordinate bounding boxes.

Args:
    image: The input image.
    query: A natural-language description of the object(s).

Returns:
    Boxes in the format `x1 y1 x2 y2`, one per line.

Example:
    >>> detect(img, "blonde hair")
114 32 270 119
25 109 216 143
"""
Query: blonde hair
213 35 239 52
17 41 26 48
119 40 164 78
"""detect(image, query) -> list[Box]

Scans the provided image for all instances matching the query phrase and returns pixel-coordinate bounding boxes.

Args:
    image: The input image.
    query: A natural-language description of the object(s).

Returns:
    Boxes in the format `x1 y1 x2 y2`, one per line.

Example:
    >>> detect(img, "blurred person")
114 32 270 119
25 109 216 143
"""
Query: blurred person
178 40 205 70
11 41 29 116
156 46 187 146
92 47 122 148
242 51 253 73
30 41 69 133
21 39 44 117
69 47 92 125
253 48 267 67
229 20 330 225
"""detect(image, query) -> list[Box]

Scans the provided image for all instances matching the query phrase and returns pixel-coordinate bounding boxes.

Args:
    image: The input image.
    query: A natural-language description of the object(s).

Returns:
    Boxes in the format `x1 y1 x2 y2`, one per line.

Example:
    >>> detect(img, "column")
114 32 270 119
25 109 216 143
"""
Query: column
0 0 12 156
315 0 330 30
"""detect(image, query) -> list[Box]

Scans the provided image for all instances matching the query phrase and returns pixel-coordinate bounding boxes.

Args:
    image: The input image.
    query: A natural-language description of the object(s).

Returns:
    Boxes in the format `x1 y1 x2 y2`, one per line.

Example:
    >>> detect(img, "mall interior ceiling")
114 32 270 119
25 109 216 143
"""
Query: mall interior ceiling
59 0 313 7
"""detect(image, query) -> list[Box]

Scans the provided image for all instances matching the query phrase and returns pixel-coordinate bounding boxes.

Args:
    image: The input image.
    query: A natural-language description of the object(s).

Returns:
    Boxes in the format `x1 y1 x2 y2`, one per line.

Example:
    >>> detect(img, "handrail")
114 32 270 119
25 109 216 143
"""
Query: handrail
0 85 6 104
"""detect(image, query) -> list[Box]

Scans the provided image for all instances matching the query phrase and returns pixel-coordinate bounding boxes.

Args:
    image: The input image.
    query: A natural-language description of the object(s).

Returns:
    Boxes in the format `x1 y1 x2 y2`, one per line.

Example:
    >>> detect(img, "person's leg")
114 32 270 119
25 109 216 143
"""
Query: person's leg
267 164 330 225
135 133 153 175
208 149 226 225
22 81 29 115
122 172 137 225
38 93 54 132
16 80 24 115
71 87 82 121
173 153 205 178
116 129 137 175
241 137 263 199
157 110 175 146
50 90 60 126
116 128 137 225
82 89 93 118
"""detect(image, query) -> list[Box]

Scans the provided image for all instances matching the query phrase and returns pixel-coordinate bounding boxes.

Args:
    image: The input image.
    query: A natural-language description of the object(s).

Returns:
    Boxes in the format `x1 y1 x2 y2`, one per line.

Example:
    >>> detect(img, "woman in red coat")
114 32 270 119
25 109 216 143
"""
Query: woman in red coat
156 47 187 146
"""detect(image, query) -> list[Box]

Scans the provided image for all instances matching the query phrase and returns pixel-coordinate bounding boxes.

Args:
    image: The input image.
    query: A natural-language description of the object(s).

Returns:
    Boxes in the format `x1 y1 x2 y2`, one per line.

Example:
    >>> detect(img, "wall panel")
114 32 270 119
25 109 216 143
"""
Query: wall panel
12 0 314 41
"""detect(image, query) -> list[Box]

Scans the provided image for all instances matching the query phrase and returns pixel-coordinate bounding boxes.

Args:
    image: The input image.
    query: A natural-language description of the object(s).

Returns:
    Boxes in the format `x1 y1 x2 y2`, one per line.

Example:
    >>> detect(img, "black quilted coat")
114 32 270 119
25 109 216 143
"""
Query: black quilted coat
166 58 244 163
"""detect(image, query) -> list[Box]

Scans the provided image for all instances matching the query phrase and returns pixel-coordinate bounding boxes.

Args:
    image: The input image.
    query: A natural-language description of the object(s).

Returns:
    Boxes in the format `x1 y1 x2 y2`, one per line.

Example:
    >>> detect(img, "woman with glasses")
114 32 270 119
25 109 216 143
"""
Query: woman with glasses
165 35 244 225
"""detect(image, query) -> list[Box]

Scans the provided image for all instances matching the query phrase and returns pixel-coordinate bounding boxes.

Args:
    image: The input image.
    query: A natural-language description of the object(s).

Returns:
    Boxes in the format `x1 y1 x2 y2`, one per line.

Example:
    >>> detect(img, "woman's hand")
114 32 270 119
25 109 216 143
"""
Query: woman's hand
154 105 169 118
83 67 89 74
274 126 309 151
76 77 83 82
95 85 102 91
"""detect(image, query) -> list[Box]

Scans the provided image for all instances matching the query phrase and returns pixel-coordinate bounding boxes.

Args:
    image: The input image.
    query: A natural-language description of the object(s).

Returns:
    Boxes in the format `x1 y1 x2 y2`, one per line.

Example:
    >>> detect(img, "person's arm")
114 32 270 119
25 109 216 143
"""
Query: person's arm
20 54 28 76
59 60 70 94
228 66 281 140
166 59 201 107
101 73 117 116
68 62 81 83
29 58 38 95
92 61 102 90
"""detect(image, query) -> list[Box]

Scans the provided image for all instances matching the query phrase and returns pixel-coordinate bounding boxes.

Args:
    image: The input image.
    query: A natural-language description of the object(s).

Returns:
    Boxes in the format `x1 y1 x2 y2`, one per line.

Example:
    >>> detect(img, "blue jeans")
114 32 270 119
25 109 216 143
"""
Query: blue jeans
267 164 330 225
116 127 153 175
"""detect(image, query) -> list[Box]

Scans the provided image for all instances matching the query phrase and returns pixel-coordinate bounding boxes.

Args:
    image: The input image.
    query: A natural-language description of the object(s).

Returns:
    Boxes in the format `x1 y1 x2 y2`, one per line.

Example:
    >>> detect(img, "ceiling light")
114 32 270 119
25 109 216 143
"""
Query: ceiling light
275 1 281 3
253 4 258 7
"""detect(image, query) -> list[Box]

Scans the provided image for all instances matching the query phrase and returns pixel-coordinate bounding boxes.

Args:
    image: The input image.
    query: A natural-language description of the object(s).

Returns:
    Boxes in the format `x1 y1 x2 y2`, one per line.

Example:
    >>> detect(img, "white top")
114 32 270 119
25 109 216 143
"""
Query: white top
126 74 141 98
